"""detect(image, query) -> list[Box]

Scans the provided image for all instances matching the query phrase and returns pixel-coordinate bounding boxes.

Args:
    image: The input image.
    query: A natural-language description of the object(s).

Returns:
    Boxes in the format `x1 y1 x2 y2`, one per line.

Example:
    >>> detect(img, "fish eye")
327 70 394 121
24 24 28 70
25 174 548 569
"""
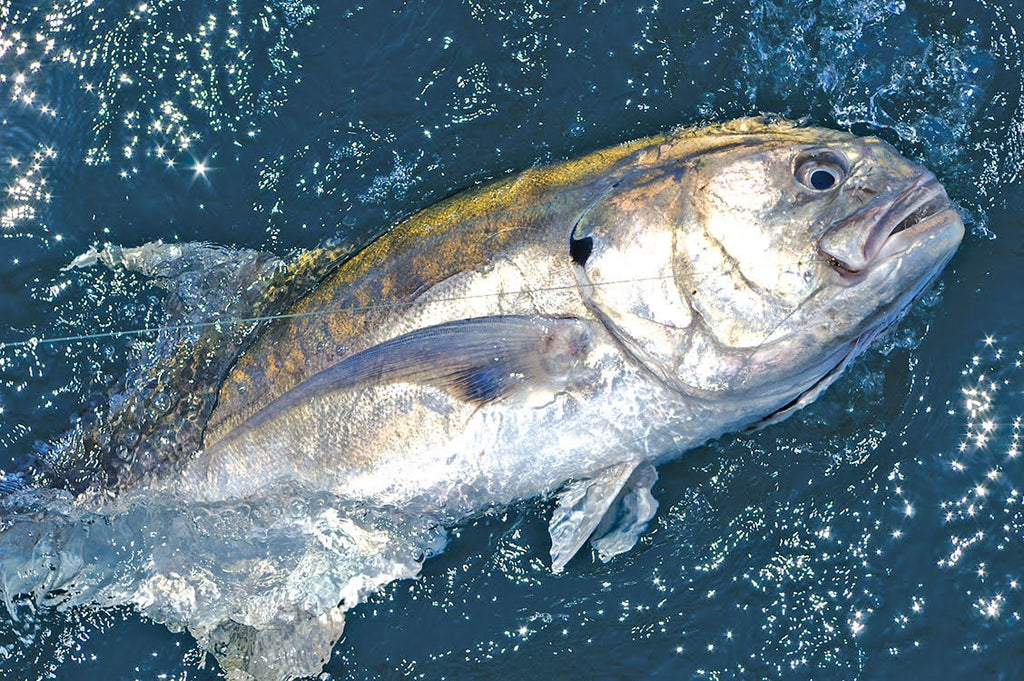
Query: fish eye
794 152 847 191
810 168 836 190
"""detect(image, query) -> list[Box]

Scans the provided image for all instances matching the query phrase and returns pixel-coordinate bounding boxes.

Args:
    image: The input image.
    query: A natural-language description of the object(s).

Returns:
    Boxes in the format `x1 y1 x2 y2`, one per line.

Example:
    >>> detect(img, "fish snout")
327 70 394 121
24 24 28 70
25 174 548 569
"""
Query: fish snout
817 174 956 279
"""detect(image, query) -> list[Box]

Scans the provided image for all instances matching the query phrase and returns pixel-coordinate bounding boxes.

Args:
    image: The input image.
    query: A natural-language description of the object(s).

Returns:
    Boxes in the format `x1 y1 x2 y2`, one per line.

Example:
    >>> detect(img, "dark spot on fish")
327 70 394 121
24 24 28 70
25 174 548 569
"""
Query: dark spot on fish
570 235 593 266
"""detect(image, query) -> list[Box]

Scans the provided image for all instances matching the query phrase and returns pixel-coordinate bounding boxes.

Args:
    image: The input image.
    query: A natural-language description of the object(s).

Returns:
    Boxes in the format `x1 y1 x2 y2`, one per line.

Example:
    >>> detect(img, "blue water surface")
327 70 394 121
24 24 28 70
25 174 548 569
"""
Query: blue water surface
0 0 1022 679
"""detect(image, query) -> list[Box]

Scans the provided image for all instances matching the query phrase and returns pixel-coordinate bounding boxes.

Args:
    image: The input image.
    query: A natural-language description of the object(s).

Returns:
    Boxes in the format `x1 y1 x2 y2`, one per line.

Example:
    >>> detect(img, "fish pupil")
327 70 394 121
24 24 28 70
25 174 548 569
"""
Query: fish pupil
810 169 836 190
569 235 594 266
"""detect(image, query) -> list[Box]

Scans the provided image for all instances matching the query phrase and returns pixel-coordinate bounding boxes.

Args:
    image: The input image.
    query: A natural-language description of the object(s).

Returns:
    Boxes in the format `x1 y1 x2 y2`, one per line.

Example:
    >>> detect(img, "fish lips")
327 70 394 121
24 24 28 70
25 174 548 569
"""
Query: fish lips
818 175 965 281
752 176 964 423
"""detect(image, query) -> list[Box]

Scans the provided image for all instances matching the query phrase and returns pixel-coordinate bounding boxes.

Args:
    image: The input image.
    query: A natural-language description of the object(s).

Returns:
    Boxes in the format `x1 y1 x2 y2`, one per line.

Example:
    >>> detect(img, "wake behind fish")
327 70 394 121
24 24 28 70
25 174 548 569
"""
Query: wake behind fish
0 241 450 680
0 481 446 679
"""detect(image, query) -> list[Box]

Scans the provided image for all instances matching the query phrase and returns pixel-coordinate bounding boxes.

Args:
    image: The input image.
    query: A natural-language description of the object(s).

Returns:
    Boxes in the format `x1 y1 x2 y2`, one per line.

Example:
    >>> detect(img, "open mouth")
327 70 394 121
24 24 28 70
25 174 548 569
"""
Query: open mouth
818 176 961 279
888 190 949 237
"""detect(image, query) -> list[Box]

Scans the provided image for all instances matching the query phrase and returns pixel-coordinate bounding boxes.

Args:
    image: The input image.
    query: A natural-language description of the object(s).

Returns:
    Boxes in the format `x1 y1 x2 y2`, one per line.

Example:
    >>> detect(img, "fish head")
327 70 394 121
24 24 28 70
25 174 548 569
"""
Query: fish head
570 118 965 422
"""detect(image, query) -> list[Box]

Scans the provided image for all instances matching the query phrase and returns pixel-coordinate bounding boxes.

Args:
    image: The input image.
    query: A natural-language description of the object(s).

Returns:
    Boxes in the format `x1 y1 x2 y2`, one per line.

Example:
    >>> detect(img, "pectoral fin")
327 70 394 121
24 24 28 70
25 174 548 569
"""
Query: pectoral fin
212 316 592 447
350 315 592 405
590 463 658 563
550 459 661 573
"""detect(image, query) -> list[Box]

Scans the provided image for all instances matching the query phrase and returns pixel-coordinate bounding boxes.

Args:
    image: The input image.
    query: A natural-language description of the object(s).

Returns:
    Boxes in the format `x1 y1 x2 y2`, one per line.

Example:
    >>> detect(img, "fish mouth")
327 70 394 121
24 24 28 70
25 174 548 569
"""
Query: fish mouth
819 175 962 280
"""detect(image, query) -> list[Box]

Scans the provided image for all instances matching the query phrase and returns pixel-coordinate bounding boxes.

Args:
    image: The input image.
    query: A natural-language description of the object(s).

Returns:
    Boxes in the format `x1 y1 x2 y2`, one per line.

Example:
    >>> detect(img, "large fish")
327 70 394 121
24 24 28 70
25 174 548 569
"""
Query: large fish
0 118 963 680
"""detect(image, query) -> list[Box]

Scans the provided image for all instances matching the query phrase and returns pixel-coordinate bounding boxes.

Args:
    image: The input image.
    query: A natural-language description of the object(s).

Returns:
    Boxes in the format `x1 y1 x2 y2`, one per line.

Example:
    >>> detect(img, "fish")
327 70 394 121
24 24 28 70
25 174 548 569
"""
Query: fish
0 117 964 681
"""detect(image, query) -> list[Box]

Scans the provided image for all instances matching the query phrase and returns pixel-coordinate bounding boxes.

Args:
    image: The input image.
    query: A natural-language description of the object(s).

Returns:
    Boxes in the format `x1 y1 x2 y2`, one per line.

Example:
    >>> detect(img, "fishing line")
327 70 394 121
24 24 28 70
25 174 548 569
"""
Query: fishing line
0 274 678 352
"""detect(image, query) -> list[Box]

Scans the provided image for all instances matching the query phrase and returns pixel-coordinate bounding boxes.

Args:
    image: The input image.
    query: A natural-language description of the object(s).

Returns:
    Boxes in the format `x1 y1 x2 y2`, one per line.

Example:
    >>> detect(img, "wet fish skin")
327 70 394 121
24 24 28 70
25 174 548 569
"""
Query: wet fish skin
170 118 963 531
25 117 964 681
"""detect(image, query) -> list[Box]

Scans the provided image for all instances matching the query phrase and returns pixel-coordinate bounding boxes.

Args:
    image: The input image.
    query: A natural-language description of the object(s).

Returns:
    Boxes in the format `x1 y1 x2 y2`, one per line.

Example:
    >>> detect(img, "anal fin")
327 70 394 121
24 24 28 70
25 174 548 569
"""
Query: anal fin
549 461 659 572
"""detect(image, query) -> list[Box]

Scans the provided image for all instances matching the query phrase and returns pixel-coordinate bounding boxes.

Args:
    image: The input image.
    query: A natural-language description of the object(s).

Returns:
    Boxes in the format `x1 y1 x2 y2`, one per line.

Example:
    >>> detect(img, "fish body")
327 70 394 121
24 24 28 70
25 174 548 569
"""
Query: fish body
1 118 964 681
163 118 963 534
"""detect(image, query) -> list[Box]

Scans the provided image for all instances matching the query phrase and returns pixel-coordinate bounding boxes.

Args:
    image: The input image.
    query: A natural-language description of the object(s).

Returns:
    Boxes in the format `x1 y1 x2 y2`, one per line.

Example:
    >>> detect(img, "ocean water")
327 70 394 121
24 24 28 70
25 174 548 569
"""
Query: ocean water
0 0 1021 679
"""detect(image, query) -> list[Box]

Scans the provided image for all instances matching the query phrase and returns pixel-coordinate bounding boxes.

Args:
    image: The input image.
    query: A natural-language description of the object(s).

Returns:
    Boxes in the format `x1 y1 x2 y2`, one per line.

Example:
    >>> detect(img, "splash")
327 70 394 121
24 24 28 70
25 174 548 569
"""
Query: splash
0 482 445 681
0 240 449 681
740 0 1022 233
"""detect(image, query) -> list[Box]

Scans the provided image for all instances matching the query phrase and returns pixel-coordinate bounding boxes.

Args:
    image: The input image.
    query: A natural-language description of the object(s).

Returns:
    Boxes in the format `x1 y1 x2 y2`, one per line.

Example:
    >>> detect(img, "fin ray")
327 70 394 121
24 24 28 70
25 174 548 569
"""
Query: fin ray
207 315 591 450
549 461 659 572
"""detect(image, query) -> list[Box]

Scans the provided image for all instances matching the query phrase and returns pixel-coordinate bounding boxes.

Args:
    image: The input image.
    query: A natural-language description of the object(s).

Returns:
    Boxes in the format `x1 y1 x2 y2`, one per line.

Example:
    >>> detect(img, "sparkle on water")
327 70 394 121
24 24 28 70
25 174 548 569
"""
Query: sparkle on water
0 0 1022 679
